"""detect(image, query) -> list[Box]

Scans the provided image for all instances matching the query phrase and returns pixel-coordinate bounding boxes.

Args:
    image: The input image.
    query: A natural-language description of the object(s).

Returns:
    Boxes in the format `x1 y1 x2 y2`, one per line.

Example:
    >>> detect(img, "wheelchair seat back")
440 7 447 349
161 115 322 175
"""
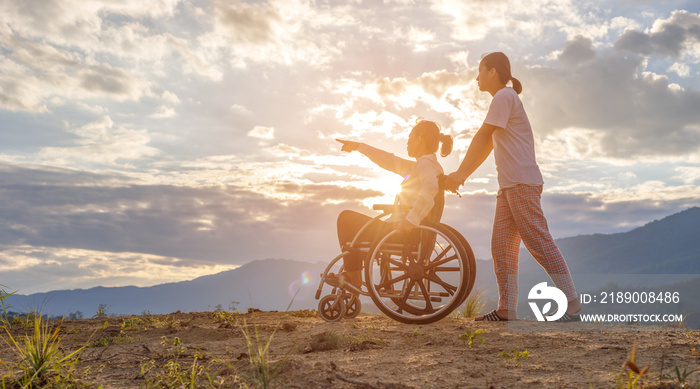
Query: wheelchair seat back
425 190 444 223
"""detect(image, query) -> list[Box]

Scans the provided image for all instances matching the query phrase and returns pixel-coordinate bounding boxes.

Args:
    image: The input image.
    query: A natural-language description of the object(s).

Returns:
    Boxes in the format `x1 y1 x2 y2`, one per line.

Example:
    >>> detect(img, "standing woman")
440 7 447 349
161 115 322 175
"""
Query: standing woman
445 52 581 322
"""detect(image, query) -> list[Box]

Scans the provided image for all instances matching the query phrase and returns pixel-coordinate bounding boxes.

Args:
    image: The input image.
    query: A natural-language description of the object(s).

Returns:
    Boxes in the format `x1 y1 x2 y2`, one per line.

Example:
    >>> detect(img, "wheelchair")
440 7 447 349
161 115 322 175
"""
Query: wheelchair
314 178 476 325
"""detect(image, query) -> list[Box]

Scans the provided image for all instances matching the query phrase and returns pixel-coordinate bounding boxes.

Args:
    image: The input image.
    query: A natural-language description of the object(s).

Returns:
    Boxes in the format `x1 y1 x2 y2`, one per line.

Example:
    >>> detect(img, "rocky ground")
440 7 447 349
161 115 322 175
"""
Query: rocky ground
1 310 699 388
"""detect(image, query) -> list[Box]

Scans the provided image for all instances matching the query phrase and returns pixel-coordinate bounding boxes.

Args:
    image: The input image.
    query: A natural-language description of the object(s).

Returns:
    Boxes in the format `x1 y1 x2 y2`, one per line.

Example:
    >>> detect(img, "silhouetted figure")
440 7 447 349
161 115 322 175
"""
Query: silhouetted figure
328 119 453 291
446 52 580 322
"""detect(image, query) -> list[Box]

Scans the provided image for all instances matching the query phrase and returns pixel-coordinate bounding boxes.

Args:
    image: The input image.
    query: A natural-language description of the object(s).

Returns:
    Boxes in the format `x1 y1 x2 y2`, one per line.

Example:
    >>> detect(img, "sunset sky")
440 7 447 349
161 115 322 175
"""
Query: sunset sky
1 0 700 294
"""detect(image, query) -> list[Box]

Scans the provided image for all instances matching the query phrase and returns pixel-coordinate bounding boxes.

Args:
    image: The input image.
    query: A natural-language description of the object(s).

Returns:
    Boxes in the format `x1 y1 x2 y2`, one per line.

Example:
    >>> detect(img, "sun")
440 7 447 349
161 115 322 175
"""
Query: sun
359 172 403 208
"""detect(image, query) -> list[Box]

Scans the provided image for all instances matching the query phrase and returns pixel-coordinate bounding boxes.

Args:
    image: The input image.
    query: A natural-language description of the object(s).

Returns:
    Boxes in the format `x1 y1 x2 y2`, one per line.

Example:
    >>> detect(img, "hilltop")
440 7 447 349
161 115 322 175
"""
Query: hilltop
1 310 698 388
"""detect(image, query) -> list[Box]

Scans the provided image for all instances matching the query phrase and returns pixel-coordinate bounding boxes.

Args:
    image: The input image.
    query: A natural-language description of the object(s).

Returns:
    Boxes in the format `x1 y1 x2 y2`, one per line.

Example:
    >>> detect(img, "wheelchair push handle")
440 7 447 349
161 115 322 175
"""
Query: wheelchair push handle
438 174 461 198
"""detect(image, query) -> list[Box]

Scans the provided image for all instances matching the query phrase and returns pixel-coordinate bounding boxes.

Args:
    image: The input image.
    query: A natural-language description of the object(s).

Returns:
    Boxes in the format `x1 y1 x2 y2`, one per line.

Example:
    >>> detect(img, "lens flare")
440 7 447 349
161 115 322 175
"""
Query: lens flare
301 271 314 285
287 270 316 301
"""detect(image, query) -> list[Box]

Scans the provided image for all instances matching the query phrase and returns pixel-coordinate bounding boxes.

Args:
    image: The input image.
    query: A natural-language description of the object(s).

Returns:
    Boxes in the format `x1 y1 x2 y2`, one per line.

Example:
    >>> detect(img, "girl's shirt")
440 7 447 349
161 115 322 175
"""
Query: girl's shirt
483 87 544 189
357 143 442 226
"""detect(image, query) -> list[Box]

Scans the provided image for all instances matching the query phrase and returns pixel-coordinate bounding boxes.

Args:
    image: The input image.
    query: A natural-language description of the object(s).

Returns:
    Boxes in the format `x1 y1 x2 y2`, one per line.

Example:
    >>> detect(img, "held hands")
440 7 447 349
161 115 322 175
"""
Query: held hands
336 139 360 152
444 172 466 193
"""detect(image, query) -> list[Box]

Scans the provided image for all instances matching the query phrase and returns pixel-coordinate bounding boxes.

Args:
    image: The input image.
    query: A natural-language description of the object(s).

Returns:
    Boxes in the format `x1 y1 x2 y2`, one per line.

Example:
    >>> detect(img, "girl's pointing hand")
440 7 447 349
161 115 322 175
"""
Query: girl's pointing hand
336 139 360 152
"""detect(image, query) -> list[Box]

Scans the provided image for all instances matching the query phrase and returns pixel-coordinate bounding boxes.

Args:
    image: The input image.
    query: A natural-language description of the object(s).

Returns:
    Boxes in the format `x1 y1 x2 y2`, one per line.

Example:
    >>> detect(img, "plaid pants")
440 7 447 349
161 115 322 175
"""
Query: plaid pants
491 185 577 311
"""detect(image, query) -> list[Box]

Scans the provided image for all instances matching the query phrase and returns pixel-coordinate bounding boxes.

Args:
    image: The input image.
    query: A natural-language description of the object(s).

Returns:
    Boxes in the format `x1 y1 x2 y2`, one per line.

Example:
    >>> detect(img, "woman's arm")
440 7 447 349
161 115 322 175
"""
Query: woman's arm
445 123 497 191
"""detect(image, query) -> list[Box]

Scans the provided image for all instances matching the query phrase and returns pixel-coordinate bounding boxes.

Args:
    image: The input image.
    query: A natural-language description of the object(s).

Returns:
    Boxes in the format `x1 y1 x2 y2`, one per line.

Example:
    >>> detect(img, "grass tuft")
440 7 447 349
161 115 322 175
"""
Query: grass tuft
239 319 291 389
3 314 86 388
615 340 650 389
461 288 487 318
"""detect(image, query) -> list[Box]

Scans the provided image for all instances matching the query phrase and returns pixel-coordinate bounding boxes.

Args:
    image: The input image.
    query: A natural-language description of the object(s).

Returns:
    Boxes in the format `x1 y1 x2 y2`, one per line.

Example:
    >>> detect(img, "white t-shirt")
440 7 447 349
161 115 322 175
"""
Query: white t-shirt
357 144 442 226
483 87 544 189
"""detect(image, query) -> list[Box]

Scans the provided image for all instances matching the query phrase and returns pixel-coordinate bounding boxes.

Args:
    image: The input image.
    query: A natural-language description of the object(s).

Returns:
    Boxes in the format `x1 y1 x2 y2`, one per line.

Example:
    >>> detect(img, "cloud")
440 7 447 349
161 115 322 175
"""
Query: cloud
313 68 482 151
668 62 691 77
674 166 700 184
0 0 223 114
431 0 620 45
79 65 146 100
213 0 281 45
557 35 597 65
0 245 236 295
523 35 700 159
1 0 180 45
614 10 700 58
0 160 382 268
202 0 351 68
149 105 177 118
0 33 154 112
37 116 160 166
431 0 507 41
247 126 275 139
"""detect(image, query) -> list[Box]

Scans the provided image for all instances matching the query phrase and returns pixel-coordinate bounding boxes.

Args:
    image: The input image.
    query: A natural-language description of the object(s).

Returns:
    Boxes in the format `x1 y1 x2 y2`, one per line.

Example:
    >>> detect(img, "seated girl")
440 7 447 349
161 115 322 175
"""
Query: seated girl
328 119 453 291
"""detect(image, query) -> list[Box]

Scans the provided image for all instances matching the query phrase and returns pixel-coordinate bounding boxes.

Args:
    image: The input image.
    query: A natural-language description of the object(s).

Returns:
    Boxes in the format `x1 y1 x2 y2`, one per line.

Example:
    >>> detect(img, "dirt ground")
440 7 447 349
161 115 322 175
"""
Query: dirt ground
1 310 699 389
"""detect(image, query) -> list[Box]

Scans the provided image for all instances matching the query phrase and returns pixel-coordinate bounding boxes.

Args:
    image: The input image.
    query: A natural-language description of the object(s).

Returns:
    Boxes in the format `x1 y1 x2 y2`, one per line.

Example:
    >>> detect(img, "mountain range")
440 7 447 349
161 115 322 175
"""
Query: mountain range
4 207 700 322
520 206 700 275
4 259 329 317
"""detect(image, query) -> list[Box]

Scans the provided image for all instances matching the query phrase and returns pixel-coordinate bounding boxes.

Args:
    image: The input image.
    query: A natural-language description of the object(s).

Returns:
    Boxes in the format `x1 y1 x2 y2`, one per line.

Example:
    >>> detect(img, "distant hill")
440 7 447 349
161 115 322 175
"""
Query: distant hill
519 206 700 274
5 259 328 318
5 208 700 321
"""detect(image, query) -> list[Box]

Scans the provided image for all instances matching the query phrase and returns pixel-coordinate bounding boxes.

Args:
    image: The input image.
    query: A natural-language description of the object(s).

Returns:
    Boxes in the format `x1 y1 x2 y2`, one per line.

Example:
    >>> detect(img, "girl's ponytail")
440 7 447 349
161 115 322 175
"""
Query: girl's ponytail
438 133 453 157
411 119 452 157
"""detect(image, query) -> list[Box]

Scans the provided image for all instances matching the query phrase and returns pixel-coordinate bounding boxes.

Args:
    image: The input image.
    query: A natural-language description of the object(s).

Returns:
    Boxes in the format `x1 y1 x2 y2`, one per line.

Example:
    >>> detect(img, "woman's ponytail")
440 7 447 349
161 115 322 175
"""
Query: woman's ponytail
510 77 523 94
481 52 523 94
438 133 453 157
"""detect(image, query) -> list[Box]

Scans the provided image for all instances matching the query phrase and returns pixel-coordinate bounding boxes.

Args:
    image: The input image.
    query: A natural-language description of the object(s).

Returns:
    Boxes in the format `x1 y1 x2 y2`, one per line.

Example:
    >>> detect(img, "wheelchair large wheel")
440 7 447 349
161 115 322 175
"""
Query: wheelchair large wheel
439 223 476 307
364 221 472 325
318 294 346 322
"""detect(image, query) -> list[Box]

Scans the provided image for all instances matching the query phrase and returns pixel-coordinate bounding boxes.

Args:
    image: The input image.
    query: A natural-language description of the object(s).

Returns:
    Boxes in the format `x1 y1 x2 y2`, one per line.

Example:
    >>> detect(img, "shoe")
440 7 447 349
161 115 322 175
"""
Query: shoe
474 309 516 321
545 308 582 322
553 313 581 322
325 272 361 290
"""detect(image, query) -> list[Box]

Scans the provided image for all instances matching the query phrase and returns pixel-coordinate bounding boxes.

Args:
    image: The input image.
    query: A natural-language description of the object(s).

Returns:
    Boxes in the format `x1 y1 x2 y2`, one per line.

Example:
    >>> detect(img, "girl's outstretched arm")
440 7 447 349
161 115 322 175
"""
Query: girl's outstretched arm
336 139 414 177
445 123 497 191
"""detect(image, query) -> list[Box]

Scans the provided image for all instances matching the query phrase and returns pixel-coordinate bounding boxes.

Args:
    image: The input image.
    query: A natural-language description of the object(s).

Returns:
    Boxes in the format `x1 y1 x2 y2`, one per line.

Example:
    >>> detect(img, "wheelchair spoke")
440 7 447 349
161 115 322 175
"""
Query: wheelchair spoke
430 243 452 263
417 280 434 313
423 253 459 272
375 273 409 290
400 279 416 305
424 273 457 295
384 257 409 271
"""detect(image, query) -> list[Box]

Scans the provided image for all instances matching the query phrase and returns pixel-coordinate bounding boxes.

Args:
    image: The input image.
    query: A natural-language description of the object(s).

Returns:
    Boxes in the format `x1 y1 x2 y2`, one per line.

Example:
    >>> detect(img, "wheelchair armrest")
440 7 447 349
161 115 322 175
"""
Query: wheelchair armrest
372 204 411 213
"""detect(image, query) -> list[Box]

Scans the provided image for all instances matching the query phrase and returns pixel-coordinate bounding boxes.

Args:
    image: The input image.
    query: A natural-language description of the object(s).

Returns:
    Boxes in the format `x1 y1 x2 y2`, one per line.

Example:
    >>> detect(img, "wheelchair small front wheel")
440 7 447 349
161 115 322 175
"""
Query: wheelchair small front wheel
343 294 361 318
318 294 346 322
